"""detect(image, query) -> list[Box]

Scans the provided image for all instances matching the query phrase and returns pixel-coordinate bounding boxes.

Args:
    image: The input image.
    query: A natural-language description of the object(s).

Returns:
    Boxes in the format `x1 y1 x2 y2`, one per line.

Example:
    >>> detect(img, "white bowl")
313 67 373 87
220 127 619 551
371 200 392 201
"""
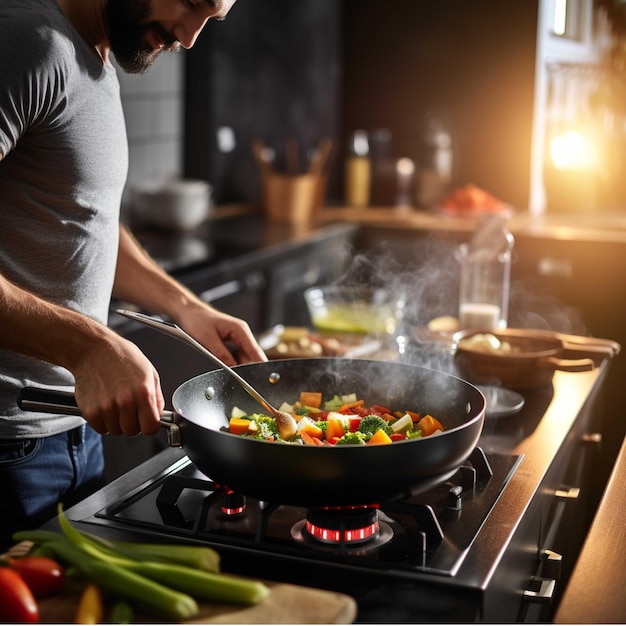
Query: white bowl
132 179 213 231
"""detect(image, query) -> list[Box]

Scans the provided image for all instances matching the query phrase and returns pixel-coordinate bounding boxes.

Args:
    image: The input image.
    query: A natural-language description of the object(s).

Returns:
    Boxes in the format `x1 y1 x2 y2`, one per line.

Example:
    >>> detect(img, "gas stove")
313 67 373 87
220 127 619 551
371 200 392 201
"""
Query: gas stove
63 446 520 622
94 447 519 579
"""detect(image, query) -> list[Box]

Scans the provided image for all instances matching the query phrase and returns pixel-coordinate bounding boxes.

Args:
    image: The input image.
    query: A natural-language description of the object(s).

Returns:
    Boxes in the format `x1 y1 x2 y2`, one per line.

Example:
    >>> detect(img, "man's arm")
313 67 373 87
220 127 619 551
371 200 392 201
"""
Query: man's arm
0 270 164 436
112 225 266 366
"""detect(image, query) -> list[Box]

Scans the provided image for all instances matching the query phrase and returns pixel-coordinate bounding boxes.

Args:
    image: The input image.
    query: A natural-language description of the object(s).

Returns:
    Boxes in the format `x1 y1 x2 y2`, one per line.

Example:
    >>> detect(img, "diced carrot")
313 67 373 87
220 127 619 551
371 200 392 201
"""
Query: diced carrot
299 392 322 409
299 421 324 439
326 436 341 445
338 399 365 412
300 431 317 446
311 436 325 446
417 415 444 437
325 418 346 440
381 413 395 422
406 410 421 422
229 417 251 435
366 429 393 445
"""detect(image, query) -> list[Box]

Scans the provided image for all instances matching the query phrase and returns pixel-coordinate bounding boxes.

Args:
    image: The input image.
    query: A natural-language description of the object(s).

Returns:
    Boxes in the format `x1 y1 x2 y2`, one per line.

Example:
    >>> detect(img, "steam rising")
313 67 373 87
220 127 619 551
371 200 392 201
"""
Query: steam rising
327 233 588 376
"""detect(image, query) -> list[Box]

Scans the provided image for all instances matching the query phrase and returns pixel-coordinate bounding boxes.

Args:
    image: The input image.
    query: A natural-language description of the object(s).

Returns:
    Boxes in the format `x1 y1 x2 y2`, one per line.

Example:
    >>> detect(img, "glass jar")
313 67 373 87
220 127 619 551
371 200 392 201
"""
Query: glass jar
458 216 514 330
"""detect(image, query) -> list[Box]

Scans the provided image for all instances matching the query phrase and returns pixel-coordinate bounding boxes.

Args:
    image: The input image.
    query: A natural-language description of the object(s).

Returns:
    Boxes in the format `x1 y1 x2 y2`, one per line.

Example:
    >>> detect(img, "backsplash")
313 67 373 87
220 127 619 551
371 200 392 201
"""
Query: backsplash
115 52 185 212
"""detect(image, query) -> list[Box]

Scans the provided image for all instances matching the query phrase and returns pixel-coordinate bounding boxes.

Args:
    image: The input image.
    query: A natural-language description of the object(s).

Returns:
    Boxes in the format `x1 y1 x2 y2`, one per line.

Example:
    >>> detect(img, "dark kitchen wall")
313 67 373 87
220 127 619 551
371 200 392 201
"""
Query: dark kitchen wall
340 0 539 210
184 0 342 205
185 0 538 209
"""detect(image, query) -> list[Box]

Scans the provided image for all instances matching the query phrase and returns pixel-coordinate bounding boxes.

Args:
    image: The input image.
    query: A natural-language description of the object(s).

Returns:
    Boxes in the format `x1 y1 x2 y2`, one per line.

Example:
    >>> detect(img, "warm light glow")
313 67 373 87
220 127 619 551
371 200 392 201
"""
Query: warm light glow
549 130 598 171
553 0 568 36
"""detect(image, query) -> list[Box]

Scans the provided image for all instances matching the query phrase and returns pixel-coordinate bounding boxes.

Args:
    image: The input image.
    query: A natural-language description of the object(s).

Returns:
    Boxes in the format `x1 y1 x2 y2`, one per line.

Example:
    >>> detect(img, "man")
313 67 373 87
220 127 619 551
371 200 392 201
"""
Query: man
0 0 265 549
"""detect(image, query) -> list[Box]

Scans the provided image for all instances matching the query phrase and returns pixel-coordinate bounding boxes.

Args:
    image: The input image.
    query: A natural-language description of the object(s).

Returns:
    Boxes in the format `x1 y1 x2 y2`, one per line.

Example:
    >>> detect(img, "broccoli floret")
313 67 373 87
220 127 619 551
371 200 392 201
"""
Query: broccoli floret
248 414 279 441
358 415 392 437
406 429 423 440
335 431 367 445
315 420 328 434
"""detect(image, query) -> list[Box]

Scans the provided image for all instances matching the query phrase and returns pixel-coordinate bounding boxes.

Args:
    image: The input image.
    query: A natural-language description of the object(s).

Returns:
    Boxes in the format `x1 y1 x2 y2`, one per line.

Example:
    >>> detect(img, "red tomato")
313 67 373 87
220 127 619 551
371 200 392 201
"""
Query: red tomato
0 567 39 623
10 556 65 598
370 404 392 415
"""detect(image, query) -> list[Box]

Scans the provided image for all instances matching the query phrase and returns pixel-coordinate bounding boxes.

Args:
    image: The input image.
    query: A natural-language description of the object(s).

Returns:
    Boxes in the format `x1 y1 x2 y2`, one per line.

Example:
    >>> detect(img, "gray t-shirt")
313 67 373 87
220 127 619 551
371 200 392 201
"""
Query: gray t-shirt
0 0 128 437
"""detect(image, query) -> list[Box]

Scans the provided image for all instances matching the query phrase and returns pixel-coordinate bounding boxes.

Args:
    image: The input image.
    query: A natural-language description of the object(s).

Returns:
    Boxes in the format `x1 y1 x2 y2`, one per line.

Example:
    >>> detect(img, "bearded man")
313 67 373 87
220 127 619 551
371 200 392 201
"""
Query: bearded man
0 0 265 550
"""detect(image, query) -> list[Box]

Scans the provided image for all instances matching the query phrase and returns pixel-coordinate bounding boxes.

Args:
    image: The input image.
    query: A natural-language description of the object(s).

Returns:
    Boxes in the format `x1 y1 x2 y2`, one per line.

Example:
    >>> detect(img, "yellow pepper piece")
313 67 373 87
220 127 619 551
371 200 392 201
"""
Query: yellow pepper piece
75 584 104 624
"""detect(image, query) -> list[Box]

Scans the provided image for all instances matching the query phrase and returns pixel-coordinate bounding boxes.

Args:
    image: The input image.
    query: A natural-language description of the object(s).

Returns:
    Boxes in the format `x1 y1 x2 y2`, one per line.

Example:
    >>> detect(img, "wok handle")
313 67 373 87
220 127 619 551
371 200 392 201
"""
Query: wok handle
18 387 174 424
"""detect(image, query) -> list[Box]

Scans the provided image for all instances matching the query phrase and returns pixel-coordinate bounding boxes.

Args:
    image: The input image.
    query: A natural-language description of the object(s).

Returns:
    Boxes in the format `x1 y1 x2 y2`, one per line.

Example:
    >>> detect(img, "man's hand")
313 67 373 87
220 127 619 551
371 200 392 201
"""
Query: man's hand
71 332 164 437
173 301 268 367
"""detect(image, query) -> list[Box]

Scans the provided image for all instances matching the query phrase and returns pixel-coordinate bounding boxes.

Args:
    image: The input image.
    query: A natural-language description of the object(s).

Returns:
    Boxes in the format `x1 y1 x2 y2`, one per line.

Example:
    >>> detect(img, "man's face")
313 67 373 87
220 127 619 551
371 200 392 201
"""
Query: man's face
104 0 237 74
104 0 177 74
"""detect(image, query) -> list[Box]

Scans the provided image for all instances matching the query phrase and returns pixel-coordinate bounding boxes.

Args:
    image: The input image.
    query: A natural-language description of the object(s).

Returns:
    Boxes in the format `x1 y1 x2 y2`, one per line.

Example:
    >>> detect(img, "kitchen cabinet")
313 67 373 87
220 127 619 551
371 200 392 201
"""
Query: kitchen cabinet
555 435 626 623
483 373 605 622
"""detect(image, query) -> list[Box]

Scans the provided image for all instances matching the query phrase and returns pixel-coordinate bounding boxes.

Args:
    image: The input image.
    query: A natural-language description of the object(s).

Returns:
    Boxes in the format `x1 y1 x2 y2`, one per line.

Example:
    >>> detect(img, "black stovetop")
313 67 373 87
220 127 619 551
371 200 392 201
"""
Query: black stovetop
88 447 520 581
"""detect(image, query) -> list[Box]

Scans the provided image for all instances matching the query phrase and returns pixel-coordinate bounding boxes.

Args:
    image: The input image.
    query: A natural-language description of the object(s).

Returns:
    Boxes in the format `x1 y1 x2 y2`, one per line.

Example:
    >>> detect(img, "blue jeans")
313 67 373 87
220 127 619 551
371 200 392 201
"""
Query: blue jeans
0 424 104 551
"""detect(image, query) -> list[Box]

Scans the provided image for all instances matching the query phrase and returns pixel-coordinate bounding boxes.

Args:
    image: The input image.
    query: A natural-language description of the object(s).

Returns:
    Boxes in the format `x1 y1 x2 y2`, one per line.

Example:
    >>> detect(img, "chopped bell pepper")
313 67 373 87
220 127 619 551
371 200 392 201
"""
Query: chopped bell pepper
366 429 393 445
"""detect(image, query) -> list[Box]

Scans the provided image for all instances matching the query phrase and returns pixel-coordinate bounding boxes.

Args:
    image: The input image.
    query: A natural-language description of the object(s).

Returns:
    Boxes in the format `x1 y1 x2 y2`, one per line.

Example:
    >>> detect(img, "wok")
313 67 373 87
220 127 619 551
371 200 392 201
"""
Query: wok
19 358 485 507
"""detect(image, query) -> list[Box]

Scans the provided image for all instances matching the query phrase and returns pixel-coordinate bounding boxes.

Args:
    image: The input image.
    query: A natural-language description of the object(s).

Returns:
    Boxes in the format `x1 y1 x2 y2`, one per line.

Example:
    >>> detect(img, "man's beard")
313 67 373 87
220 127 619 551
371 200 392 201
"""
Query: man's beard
104 0 180 74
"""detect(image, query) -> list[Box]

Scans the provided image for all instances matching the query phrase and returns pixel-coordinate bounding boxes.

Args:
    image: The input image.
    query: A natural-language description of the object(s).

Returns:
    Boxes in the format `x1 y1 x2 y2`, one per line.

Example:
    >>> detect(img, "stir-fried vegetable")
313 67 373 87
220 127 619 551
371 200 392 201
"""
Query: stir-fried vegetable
227 391 445 445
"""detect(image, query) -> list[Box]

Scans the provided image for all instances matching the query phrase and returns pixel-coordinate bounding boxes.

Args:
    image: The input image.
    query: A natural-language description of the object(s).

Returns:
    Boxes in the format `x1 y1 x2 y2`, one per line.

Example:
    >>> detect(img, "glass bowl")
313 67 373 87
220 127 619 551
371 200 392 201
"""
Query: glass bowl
303 285 405 336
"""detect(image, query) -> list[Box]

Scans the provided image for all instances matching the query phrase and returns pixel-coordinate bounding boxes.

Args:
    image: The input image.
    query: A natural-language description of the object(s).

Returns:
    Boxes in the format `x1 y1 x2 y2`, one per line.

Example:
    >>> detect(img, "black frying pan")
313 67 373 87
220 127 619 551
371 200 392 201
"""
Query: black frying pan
19 357 486 507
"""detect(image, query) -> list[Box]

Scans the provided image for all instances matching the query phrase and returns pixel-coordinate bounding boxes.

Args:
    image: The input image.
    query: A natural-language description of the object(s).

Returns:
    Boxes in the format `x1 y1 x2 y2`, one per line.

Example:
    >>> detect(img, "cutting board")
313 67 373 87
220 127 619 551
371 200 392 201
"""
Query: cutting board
4 543 357 624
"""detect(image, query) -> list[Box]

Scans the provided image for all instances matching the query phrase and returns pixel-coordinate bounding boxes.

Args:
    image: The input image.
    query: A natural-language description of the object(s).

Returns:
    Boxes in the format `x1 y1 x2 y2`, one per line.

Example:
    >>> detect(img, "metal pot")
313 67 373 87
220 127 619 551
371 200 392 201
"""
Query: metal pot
19 358 485 507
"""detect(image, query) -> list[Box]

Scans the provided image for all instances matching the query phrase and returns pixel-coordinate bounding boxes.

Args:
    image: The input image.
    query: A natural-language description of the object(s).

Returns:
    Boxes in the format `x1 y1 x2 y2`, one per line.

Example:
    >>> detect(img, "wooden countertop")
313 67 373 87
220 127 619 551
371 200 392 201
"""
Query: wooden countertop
313 206 626 244
554 434 626 623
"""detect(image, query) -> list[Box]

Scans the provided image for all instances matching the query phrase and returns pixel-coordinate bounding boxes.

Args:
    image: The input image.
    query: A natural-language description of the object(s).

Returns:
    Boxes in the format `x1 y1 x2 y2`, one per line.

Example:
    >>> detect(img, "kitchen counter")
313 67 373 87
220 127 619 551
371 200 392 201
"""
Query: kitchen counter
554 434 626 624
315 206 626 244
127 205 359 277
129 205 626 279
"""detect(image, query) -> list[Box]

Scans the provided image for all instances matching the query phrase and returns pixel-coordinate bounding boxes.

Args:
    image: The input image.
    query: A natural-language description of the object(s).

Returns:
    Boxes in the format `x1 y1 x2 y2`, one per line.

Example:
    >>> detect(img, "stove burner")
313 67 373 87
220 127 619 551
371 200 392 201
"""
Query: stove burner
289 506 394 552
305 506 380 545
221 493 246 516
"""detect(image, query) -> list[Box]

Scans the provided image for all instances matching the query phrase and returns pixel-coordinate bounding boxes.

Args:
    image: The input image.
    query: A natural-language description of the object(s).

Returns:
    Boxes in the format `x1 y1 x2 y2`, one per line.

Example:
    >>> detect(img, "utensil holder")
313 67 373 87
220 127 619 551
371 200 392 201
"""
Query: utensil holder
263 173 324 224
